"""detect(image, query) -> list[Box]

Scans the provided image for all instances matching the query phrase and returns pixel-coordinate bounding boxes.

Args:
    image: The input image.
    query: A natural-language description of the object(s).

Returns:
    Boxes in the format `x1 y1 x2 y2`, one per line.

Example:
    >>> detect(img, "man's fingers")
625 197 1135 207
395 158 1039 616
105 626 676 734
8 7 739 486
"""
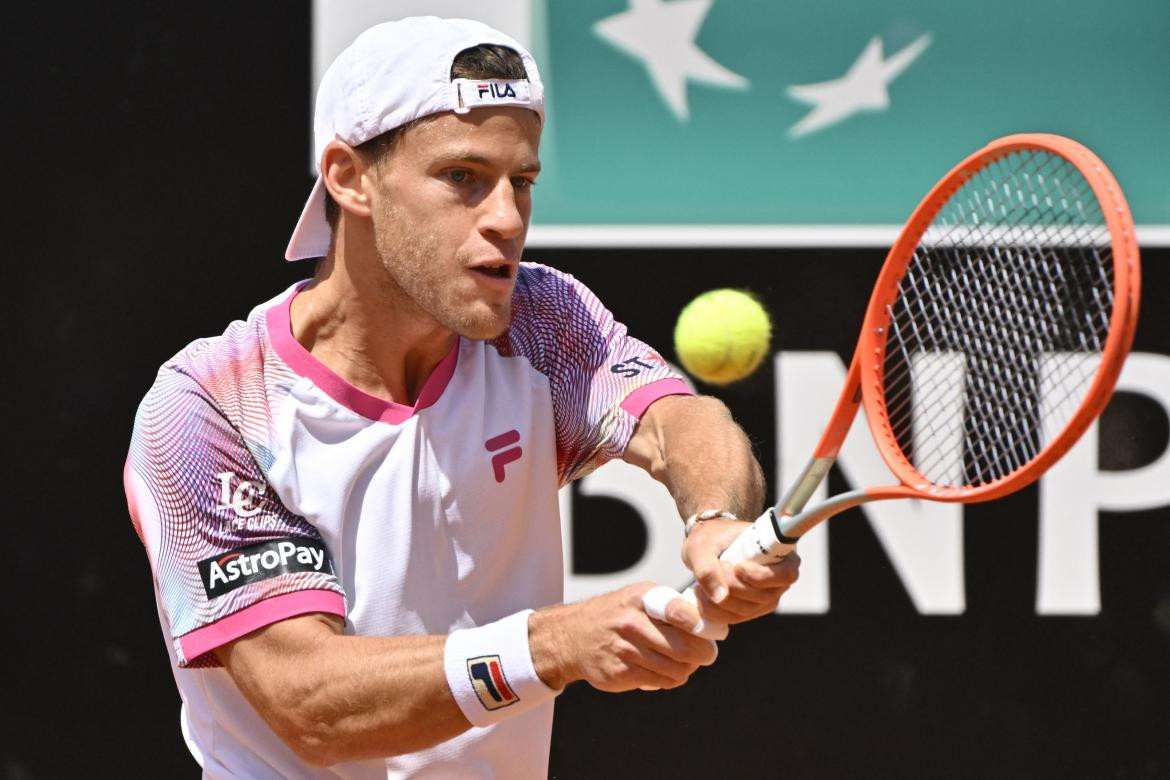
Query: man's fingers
687 556 803 622
632 666 688 691
659 607 725 654
682 519 761 604
642 585 688 625
641 585 728 641
643 610 720 666
696 580 794 622
633 643 709 682
734 555 801 589
727 584 788 608
692 559 729 604
660 594 701 631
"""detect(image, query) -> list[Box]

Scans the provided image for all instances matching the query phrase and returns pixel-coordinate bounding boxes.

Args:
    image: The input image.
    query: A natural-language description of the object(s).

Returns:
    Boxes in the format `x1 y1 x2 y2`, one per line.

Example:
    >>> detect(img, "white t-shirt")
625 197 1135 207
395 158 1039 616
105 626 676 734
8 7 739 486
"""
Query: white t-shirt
125 263 690 779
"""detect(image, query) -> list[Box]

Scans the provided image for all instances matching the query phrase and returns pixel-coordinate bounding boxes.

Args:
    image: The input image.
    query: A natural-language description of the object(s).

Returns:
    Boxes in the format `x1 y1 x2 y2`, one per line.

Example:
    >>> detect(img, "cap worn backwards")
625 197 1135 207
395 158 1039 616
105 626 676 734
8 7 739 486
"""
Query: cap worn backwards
284 16 545 262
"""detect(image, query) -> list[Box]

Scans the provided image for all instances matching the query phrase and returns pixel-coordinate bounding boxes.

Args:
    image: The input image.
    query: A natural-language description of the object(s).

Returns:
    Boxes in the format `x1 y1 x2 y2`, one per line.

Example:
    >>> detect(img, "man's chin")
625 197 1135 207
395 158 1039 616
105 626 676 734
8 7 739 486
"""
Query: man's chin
451 304 511 341
459 323 508 341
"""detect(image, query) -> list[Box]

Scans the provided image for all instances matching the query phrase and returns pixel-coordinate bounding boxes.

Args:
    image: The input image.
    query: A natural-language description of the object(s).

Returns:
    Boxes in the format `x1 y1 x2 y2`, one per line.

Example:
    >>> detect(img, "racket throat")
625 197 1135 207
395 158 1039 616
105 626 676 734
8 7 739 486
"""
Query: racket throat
771 509 801 546
777 456 836 516
778 489 874 539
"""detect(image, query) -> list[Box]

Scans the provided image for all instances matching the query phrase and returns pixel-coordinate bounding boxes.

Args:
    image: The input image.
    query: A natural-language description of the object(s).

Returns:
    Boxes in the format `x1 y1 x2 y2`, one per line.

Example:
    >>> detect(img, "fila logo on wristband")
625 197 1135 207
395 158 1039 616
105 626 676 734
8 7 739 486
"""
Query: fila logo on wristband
466 655 519 711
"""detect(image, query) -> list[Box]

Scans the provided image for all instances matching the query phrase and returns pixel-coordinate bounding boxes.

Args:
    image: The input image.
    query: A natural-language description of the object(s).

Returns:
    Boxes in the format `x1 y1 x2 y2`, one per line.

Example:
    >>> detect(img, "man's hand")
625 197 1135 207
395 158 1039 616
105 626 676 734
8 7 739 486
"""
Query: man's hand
529 582 719 692
623 393 797 629
682 517 801 625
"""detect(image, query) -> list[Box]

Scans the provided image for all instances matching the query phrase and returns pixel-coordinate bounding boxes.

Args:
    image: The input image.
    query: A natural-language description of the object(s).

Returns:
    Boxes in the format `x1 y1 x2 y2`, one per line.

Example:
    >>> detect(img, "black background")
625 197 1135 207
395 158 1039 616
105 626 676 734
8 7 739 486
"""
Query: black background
7 3 1169 778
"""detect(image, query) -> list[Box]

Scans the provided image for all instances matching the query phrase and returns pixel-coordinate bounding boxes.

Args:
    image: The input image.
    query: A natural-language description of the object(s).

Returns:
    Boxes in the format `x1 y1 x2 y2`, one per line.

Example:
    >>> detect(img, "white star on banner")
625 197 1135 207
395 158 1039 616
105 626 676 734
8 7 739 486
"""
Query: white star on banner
594 0 749 121
786 34 932 138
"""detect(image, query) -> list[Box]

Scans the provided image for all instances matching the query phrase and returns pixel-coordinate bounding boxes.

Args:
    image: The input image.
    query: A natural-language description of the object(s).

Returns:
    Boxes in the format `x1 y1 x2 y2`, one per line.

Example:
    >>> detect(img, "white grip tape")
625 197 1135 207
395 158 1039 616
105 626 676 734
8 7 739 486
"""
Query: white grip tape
647 513 796 640
720 512 794 565
443 610 559 728
642 585 728 641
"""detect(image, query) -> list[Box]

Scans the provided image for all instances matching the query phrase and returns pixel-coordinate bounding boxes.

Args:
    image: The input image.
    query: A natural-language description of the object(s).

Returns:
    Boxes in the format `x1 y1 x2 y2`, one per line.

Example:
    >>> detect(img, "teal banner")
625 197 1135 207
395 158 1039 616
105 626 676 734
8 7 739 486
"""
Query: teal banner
532 0 1169 229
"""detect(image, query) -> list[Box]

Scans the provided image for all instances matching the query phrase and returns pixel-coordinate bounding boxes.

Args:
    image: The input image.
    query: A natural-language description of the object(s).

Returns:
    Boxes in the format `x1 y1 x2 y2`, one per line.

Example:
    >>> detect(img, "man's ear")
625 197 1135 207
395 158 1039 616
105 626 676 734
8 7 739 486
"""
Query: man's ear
321 140 373 220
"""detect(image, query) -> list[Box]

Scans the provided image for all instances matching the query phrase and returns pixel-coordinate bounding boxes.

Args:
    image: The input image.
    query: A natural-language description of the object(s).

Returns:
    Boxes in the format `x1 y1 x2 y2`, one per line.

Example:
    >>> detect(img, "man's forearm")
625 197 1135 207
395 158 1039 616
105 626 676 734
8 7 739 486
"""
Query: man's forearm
219 619 468 766
625 395 798 619
218 588 718 766
626 394 766 521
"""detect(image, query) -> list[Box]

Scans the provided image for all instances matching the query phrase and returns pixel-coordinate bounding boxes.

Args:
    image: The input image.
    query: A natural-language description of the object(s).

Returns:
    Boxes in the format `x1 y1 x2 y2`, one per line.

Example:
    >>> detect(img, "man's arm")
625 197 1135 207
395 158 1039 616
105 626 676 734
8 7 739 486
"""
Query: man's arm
624 394 800 622
623 394 765 519
215 583 719 767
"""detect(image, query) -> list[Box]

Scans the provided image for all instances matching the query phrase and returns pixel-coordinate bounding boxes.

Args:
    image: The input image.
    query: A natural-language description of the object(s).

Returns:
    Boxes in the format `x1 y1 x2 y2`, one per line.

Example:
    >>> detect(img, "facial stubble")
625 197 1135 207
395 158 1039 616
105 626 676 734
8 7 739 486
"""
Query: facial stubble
370 196 512 341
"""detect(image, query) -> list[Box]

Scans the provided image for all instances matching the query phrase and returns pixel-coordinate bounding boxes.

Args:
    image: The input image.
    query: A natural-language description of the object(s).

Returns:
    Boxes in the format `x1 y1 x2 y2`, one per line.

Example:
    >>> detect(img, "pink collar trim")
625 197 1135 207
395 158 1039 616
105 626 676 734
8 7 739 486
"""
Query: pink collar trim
265 284 459 424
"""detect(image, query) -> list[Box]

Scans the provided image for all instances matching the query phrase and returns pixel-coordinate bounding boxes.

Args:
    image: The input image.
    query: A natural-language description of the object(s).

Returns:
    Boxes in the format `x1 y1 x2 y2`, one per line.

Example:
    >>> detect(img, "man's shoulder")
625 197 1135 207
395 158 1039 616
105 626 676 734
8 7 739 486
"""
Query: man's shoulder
161 304 270 391
513 261 585 297
137 286 299 428
492 263 564 361
508 261 609 327
488 262 616 378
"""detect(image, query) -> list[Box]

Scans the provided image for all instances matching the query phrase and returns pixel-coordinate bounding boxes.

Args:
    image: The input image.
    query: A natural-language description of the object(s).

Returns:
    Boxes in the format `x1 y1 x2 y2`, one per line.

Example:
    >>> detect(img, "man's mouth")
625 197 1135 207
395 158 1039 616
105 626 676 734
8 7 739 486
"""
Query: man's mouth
470 263 515 280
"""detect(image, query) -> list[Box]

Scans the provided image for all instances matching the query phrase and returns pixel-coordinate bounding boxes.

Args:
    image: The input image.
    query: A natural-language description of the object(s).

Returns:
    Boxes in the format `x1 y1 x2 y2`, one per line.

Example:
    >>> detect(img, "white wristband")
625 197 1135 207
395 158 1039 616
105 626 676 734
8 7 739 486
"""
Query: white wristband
443 610 559 728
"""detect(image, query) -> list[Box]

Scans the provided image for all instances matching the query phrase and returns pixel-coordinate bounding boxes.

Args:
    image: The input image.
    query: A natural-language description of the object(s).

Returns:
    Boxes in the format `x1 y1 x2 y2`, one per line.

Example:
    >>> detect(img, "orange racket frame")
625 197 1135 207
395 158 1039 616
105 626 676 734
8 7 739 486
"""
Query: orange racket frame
661 134 1140 639
730 133 1137 558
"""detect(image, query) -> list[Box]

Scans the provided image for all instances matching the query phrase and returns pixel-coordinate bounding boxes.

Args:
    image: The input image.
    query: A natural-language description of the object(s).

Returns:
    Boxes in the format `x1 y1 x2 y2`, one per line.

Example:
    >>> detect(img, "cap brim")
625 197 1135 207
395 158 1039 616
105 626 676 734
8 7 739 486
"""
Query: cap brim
284 176 332 261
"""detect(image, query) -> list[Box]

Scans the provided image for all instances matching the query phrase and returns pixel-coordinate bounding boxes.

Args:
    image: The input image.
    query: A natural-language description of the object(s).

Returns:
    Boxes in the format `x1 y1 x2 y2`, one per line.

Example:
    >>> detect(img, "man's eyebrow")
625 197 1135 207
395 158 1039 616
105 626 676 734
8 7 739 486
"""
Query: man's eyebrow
437 152 541 173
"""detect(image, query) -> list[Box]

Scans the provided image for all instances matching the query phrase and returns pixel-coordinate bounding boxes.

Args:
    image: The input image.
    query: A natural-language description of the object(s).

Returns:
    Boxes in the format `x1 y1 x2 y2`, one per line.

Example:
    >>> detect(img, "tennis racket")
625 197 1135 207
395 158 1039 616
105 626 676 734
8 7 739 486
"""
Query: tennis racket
646 133 1141 638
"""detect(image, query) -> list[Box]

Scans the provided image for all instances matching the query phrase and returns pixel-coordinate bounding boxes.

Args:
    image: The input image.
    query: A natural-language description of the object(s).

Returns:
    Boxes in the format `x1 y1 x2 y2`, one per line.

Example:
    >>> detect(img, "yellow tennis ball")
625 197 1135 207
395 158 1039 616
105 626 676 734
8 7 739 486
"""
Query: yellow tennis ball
674 289 772 385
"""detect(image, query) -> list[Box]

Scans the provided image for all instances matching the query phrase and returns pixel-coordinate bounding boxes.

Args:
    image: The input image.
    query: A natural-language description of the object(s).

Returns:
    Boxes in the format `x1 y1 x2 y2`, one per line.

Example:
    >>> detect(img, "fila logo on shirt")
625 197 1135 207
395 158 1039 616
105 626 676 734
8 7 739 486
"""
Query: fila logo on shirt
466 655 519 711
477 82 516 99
485 429 523 482
198 538 333 599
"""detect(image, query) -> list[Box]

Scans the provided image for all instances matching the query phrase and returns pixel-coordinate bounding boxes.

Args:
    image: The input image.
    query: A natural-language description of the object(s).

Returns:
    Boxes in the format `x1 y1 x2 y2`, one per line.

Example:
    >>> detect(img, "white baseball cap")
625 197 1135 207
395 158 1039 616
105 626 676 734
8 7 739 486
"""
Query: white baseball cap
285 16 545 261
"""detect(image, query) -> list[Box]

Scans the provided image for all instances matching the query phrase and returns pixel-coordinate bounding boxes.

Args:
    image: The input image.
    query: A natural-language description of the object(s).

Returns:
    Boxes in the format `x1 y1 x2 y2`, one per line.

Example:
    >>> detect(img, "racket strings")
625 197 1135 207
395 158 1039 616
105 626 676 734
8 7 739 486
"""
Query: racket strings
881 150 1114 488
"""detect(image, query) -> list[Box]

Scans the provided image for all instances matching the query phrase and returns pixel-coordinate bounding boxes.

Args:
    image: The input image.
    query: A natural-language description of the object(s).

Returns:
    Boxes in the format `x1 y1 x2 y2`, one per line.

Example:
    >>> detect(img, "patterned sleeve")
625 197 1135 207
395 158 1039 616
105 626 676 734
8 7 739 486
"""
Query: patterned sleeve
498 263 693 485
125 367 346 668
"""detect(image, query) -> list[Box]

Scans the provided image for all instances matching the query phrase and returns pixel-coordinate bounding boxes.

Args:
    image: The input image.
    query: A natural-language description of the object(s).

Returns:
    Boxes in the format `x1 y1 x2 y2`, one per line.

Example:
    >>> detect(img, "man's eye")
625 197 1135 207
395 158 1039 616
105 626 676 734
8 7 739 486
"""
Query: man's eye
512 177 536 192
447 170 472 184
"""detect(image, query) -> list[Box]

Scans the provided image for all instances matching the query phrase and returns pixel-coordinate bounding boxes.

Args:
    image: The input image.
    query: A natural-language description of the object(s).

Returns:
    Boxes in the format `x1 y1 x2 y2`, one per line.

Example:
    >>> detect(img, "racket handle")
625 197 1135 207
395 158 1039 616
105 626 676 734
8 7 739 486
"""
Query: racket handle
642 512 797 641
717 509 796 565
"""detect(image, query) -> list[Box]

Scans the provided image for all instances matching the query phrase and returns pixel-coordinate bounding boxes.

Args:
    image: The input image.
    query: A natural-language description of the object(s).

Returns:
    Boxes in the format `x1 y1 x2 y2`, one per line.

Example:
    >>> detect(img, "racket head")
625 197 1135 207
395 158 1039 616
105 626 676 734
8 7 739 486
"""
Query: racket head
858 133 1140 502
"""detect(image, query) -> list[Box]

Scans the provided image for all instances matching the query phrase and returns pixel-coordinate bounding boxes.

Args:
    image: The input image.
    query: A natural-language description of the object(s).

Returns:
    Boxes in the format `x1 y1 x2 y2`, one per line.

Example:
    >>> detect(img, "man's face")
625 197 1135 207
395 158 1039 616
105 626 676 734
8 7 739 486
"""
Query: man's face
366 106 542 340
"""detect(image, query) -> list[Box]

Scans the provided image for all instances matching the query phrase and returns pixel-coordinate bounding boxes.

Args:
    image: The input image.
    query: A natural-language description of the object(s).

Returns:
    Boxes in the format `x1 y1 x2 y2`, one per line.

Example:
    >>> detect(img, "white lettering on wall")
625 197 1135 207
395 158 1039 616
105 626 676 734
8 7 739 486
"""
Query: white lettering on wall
559 351 1169 616
1037 352 1170 614
774 352 965 614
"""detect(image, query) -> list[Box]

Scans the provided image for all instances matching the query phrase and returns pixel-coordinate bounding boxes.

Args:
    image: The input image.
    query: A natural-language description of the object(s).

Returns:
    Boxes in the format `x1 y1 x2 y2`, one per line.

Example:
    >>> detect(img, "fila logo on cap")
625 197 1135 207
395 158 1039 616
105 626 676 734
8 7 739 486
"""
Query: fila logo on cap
452 78 536 114
477 82 517 99
466 655 519 711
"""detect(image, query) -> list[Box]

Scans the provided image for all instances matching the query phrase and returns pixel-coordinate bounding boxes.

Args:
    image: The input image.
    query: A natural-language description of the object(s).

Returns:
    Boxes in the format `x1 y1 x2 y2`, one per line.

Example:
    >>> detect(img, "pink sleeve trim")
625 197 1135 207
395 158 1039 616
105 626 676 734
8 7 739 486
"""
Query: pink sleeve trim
178 590 346 664
620 378 694 419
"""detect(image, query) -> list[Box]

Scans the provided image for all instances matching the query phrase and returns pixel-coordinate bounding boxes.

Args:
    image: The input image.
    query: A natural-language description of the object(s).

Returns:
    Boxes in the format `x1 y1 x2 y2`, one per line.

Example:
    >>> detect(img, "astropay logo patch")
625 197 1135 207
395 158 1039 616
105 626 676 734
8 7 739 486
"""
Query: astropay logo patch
198 538 332 599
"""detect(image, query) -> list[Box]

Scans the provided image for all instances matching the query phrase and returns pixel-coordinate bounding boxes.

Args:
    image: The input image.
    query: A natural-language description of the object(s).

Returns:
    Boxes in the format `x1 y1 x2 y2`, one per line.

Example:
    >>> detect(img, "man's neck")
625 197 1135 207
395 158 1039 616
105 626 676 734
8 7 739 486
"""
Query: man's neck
289 252 456 408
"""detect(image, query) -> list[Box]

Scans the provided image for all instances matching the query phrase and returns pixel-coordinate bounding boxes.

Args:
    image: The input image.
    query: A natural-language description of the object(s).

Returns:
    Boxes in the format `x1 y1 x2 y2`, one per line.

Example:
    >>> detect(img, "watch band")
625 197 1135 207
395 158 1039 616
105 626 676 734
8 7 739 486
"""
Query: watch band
684 509 740 537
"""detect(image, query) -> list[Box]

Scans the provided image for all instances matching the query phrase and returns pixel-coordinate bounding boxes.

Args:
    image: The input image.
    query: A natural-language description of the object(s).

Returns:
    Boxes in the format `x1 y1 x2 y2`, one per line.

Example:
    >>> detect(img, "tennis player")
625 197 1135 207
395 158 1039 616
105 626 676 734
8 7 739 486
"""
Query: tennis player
124 16 798 779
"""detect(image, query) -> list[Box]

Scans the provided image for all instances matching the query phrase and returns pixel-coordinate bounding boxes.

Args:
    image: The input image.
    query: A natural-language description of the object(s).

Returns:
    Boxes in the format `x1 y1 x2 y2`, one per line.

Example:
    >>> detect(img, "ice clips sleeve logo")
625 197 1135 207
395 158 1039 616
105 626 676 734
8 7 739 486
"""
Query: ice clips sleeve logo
198 538 333 599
